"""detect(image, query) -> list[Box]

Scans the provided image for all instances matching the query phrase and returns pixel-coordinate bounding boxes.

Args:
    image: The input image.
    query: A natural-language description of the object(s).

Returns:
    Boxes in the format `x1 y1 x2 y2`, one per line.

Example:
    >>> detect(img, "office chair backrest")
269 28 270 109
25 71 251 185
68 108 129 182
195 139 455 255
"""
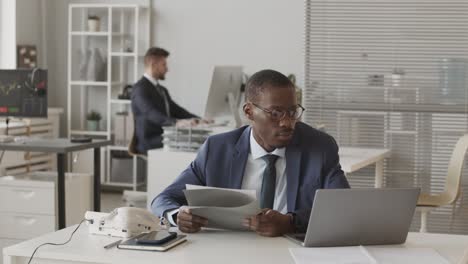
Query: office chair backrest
128 131 138 156
128 114 145 157
443 134 468 205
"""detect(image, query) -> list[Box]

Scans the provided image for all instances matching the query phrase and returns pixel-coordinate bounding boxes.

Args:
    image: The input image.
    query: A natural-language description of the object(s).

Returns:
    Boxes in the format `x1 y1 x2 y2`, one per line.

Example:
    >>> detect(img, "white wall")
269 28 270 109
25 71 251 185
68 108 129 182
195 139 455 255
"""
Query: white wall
0 0 45 68
16 0 45 68
0 0 16 68
152 0 305 115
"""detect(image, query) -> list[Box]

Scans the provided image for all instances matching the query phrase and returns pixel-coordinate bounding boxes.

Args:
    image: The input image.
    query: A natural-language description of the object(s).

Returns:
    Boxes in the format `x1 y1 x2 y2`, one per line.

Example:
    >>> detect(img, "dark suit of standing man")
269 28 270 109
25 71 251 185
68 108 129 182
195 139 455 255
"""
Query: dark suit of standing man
131 47 199 154
152 69 350 237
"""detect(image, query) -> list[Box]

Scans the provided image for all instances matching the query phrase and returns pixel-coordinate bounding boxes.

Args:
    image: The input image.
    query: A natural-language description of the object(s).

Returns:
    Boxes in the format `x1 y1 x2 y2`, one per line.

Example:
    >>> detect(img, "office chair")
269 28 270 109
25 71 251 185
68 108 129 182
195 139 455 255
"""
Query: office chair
128 132 146 160
416 134 468 233
127 116 147 191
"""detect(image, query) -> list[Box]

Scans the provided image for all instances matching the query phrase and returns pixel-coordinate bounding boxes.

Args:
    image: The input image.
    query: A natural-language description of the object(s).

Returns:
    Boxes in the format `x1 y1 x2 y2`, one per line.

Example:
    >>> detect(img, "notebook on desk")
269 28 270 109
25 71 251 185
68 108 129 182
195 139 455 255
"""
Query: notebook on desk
285 188 420 247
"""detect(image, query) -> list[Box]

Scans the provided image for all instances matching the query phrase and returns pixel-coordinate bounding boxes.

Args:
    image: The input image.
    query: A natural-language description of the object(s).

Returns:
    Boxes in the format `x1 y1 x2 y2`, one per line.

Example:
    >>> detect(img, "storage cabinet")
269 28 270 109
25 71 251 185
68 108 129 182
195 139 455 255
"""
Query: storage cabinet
0 171 92 263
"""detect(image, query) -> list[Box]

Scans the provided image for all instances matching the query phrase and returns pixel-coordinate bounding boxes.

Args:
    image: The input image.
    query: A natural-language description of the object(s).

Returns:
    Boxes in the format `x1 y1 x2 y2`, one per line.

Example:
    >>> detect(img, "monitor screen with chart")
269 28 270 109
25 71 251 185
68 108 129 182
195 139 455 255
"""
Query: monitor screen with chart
0 68 47 118
204 66 243 124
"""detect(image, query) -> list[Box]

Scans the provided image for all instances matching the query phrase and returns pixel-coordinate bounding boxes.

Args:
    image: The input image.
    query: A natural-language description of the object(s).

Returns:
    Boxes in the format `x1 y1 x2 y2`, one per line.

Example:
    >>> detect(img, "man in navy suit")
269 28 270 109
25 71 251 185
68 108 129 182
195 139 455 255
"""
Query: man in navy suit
152 69 350 236
131 47 201 154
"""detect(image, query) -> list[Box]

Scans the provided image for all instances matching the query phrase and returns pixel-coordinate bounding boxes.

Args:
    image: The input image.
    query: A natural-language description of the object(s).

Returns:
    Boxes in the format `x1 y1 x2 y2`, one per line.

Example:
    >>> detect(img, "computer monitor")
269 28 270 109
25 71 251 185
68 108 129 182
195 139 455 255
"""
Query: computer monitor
204 66 243 123
0 68 47 118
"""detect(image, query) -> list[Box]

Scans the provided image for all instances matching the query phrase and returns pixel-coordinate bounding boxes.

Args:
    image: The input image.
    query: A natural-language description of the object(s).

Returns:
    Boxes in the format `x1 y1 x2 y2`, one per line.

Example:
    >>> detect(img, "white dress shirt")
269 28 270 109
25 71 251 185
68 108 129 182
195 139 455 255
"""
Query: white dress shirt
143 73 170 117
143 72 158 87
165 128 288 226
241 129 288 214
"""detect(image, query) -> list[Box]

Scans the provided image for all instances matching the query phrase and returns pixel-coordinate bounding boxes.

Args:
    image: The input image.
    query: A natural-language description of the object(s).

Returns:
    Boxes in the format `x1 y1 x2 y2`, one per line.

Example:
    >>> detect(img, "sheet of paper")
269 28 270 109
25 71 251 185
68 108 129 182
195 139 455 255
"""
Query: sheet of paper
289 247 372 264
183 185 260 230
366 247 450 264
185 184 256 199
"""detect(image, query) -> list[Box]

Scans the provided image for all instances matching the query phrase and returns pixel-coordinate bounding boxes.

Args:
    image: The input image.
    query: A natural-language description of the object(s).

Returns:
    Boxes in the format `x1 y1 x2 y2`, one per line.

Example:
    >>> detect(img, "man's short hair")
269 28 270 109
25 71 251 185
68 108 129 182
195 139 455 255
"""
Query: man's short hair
144 47 170 66
245 69 294 102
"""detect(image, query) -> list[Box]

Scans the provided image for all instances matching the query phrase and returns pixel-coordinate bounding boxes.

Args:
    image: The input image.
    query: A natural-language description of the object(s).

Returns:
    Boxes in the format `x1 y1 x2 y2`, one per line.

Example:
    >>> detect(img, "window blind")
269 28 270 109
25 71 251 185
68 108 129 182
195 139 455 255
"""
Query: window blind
304 0 468 234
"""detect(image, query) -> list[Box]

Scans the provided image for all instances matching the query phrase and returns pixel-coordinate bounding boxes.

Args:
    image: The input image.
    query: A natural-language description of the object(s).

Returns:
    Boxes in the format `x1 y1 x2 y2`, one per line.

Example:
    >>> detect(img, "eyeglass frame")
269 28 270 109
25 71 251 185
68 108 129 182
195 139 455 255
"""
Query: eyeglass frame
250 102 306 121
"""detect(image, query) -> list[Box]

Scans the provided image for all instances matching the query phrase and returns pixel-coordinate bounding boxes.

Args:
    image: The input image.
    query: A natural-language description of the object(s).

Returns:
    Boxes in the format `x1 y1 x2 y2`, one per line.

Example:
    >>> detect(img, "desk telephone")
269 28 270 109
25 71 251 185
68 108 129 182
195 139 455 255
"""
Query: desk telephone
85 207 168 238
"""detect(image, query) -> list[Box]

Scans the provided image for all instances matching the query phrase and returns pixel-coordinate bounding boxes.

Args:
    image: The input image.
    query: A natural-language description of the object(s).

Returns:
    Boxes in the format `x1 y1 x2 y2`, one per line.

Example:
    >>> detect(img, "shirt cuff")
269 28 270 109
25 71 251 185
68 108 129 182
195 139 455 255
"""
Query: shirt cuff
164 208 179 226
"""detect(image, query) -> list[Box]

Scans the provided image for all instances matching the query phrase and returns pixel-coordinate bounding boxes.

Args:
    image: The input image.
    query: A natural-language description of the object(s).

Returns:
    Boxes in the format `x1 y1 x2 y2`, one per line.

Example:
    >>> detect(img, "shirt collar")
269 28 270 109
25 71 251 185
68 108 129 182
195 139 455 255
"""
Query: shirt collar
249 127 285 160
143 73 159 87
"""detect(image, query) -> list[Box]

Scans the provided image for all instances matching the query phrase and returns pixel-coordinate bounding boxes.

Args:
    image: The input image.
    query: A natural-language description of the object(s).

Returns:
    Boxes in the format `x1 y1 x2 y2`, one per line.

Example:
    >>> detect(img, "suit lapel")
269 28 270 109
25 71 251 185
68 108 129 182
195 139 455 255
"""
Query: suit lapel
286 131 302 212
142 78 159 100
229 127 251 189
141 77 168 115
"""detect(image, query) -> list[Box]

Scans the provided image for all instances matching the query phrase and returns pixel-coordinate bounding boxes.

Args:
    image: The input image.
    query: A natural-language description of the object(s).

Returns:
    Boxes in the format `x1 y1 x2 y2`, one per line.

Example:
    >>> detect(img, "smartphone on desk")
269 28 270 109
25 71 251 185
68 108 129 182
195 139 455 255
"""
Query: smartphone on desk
135 230 177 245
118 232 186 252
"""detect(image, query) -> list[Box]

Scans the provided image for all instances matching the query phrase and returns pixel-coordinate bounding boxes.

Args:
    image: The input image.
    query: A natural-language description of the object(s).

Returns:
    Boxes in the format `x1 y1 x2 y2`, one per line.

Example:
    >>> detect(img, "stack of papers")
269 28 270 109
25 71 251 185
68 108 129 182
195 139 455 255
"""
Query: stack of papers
183 185 260 230
289 246 450 264
162 126 211 152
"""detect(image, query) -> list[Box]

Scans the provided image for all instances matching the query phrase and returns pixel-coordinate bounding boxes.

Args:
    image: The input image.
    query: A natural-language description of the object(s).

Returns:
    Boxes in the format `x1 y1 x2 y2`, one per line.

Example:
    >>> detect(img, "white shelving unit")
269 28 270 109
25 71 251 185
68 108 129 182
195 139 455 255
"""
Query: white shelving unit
383 86 421 188
67 3 150 190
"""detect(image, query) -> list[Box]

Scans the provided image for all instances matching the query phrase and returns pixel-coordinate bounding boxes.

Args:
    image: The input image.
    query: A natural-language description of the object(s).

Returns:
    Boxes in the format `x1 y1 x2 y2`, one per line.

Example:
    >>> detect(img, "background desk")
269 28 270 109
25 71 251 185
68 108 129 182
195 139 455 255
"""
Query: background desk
339 147 391 188
0 139 111 229
147 147 391 209
4 225 468 264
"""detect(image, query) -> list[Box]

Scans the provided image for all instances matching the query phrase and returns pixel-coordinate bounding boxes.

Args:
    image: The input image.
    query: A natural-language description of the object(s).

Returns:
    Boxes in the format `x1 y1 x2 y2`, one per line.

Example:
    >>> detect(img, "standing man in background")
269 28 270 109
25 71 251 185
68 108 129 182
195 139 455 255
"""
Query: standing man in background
131 47 201 154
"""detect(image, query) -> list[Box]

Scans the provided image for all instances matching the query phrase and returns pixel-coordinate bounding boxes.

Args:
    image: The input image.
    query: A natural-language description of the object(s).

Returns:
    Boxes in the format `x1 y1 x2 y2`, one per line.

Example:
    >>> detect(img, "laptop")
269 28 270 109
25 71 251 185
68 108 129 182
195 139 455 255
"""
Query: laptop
285 188 420 247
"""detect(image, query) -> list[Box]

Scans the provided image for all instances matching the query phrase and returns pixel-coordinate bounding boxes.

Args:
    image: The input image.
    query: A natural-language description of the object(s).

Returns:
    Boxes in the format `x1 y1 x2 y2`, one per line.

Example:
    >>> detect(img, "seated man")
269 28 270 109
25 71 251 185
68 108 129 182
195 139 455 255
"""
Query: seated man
152 69 350 237
131 47 200 154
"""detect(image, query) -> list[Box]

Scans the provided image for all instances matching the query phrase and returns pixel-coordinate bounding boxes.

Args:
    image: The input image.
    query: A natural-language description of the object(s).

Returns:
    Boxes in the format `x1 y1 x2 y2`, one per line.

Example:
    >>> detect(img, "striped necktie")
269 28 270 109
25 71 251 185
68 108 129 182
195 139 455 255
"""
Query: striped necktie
155 84 171 118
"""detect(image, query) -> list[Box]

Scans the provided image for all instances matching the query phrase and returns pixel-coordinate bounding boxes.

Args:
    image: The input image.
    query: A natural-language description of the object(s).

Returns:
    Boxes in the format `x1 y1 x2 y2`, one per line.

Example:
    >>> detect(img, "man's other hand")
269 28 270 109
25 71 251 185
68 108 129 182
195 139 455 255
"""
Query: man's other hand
176 118 214 128
242 209 294 237
175 119 197 128
177 206 208 233
200 118 214 124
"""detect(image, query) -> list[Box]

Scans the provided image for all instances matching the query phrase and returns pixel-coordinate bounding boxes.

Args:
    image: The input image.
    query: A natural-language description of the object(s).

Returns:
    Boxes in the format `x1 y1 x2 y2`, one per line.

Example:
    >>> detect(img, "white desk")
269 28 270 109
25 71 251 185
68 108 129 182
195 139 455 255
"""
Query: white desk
4 226 468 264
339 147 391 188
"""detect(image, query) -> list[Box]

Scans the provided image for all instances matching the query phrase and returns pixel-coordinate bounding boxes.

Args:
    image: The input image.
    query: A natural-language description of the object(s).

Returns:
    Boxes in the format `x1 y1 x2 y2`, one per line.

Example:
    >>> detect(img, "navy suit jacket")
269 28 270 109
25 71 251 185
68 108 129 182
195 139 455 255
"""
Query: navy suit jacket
152 122 350 232
131 77 198 154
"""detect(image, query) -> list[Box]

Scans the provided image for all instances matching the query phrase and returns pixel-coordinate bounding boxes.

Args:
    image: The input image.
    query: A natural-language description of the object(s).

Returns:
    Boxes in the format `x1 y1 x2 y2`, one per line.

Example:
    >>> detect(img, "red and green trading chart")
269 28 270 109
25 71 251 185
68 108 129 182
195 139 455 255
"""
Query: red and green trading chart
0 69 47 118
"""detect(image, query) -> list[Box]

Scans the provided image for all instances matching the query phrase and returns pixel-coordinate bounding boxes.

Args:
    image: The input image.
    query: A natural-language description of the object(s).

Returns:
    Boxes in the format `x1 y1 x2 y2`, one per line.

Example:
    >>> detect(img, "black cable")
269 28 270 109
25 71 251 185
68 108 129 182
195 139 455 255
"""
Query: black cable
5 117 9 136
27 219 89 264
0 117 10 165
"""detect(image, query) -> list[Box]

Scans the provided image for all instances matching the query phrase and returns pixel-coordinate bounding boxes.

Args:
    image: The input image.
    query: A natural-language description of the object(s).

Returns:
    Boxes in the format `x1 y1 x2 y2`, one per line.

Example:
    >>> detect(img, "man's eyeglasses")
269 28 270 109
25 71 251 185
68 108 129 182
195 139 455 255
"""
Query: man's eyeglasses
251 102 305 121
